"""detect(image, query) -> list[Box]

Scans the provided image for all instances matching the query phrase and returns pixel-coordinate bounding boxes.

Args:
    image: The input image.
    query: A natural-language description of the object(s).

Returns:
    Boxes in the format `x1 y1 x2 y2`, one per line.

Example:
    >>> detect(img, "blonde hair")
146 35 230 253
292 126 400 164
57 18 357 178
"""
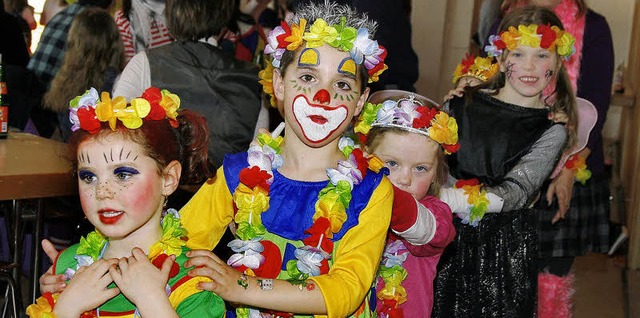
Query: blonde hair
44 8 124 112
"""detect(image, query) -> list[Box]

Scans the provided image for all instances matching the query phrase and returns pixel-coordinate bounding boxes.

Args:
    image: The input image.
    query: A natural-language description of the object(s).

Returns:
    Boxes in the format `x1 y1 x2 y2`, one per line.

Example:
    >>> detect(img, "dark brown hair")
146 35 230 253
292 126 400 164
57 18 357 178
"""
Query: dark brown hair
44 8 124 112
67 109 213 185
165 0 234 41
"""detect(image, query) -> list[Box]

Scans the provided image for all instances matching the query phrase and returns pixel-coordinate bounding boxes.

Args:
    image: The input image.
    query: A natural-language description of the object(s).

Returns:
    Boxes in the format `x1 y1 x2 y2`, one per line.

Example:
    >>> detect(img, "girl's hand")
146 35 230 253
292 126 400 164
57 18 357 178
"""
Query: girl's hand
54 259 120 318
39 239 66 294
109 248 174 306
443 86 465 102
185 249 247 304
546 167 575 224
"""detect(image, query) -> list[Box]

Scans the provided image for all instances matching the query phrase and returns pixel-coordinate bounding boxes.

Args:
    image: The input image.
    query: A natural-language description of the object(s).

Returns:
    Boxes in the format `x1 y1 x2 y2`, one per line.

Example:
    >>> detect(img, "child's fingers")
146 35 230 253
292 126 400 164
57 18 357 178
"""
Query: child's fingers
41 239 60 263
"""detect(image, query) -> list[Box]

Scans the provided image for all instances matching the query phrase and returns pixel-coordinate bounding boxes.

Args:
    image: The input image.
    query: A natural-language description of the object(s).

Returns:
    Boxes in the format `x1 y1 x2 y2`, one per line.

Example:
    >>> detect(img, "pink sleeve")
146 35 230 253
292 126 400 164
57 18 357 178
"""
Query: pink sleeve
397 196 456 257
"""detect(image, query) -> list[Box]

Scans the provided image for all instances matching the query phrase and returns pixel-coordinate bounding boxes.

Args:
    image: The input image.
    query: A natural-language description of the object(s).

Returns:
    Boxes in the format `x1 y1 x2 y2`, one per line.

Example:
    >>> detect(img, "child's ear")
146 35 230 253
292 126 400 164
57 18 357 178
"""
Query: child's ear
354 87 370 117
273 68 285 101
161 160 182 196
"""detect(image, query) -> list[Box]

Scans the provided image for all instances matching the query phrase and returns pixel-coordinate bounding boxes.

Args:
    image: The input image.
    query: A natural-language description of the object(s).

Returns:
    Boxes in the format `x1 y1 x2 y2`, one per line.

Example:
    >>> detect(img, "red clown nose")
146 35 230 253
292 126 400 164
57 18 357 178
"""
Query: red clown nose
313 89 331 104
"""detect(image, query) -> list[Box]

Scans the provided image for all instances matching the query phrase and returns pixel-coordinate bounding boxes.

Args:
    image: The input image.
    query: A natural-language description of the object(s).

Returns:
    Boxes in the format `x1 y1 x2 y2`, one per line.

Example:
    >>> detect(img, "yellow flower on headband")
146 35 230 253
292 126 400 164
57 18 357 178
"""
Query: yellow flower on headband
303 18 338 48
95 92 151 130
286 18 307 51
428 112 459 154
556 31 576 57
160 90 180 121
518 24 541 48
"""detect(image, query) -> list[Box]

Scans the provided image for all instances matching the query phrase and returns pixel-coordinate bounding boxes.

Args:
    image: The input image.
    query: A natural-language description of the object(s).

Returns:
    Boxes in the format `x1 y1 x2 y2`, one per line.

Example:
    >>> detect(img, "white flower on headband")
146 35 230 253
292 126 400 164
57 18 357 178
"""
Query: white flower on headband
376 98 421 127
68 88 99 131
350 28 377 65
265 26 287 67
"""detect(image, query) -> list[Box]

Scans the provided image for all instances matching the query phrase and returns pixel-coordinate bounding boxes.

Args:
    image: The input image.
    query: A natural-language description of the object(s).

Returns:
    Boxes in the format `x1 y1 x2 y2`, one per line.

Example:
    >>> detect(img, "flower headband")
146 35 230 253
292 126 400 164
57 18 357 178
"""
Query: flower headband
484 24 576 59
69 87 180 134
452 53 499 85
355 91 460 154
264 17 388 82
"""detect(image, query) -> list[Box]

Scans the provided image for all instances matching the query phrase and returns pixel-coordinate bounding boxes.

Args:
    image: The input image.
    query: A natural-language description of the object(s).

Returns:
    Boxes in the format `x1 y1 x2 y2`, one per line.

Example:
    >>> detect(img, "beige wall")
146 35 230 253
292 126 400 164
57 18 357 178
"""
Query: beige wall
411 0 636 101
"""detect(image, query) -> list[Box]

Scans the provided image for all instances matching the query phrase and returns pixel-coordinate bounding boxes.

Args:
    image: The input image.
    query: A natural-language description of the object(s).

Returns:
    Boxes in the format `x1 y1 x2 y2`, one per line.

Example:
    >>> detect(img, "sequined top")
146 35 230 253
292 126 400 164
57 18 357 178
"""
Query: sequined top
446 92 568 211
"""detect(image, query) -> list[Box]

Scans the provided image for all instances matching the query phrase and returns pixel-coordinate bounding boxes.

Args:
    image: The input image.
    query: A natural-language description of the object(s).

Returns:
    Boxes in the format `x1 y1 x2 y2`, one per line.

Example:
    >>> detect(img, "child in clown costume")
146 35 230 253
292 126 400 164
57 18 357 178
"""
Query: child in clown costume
180 2 394 317
26 87 225 317
354 90 458 317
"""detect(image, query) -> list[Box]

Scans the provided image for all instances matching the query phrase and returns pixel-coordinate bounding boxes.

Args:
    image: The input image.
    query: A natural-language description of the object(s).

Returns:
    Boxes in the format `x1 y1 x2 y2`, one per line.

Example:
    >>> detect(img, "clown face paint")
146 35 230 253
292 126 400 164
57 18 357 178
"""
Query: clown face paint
292 94 348 143
76 133 165 241
497 45 558 108
275 44 367 147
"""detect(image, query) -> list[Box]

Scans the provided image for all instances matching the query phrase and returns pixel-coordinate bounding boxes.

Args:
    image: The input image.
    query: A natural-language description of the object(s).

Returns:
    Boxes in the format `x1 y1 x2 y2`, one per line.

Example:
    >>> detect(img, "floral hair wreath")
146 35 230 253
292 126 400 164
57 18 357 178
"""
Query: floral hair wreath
355 92 460 155
452 53 499 85
484 23 576 59
69 87 180 134
260 17 388 107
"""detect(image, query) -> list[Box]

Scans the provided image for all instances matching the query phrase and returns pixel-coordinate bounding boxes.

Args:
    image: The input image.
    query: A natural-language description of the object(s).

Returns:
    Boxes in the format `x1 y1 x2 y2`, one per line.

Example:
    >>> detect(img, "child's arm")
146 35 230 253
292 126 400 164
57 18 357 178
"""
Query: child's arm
442 124 568 214
50 259 120 318
391 187 455 256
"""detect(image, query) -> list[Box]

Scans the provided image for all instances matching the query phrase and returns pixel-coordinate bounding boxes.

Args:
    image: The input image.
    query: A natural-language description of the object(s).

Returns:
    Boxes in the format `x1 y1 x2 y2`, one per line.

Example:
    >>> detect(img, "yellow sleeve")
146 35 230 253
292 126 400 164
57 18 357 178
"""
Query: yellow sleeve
180 167 234 250
309 177 393 317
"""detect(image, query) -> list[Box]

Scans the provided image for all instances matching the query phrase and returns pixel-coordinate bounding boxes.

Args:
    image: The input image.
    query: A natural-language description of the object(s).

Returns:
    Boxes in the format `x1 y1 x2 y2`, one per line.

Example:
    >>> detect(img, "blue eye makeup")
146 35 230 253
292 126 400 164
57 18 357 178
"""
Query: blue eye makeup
78 170 96 183
114 167 139 180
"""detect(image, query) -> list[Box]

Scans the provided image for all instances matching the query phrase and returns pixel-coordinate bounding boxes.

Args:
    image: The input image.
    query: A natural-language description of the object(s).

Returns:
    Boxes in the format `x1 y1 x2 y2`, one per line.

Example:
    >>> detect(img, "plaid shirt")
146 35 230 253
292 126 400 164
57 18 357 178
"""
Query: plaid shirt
28 3 86 89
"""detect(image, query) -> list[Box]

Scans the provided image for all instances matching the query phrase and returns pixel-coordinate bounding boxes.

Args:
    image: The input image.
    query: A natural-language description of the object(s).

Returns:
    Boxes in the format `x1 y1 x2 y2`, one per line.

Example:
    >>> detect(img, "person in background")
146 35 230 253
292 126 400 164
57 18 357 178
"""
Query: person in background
432 6 578 317
26 88 225 317
4 0 36 53
43 7 124 141
28 0 115 137
114 0 173 63
113 0 262 170
39 0 68 26
497 1 615 316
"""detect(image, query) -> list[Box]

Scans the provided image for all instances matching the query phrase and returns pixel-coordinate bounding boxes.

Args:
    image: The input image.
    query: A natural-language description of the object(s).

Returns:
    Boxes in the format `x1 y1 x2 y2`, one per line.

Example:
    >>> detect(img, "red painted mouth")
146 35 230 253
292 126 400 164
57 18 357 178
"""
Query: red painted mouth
308 115 328 125
98 209 124 225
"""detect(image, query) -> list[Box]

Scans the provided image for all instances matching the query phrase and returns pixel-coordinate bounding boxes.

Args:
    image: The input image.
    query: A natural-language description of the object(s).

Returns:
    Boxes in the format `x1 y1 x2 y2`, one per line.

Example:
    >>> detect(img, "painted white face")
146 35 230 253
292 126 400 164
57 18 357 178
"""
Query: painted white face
292 94 348 143
373 131 440 200
76 134 165 241
274 44 368 148
499 45 559 107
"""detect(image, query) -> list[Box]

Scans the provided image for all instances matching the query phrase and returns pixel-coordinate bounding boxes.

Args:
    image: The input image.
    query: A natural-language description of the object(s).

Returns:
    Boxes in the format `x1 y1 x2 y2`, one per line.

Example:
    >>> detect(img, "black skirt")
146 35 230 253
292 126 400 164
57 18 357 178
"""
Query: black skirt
433 210 538 318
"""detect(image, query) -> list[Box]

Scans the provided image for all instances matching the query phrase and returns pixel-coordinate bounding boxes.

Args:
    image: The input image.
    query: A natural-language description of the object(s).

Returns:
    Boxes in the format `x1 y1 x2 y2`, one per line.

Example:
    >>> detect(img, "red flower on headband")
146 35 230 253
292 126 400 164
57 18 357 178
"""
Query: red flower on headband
461 53 475 73
277 21 292 49
77 107 101 134
413 106 438 129
444 143 461 154
537 24 557 49
142 87 162 104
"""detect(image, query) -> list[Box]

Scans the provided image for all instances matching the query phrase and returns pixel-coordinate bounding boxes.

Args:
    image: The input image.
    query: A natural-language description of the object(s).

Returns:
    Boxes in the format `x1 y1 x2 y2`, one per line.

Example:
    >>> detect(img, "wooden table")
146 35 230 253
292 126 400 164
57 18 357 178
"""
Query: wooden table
0 132 77 305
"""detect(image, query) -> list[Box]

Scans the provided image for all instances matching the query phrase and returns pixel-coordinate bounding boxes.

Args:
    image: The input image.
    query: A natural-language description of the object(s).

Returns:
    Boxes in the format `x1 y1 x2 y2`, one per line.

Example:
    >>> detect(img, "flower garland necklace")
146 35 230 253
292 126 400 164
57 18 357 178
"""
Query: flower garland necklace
377 240 409 318
227 124 379 292
26 210 188 318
